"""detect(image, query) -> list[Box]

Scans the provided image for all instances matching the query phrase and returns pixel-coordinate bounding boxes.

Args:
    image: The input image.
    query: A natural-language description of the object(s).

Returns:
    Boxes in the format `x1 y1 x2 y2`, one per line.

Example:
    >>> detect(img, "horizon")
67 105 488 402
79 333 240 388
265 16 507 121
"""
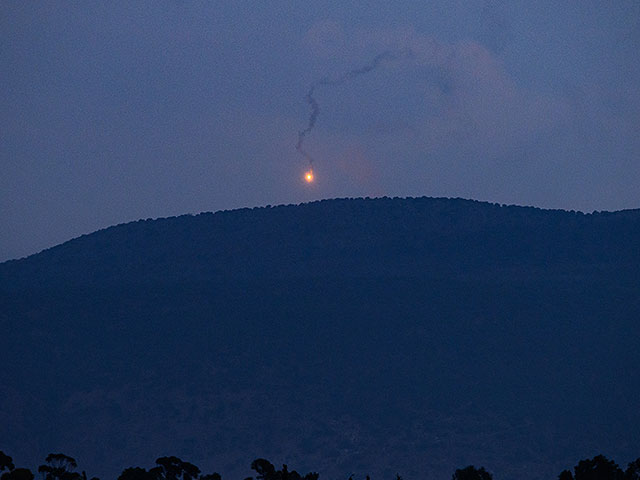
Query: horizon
3 194 639 264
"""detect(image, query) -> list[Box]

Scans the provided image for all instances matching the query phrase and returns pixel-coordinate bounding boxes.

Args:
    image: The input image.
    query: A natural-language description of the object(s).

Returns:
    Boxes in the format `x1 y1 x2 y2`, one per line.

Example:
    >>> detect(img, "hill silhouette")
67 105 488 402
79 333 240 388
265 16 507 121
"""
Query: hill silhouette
1 197 639 480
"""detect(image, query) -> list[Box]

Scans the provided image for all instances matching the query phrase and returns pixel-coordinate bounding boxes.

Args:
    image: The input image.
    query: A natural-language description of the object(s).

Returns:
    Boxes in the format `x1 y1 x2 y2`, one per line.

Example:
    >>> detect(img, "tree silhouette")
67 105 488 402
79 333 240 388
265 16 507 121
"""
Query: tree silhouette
117 457 208 480
452 466 493 480
38 454 82 480
154 457 200 480
4 449 640 480
0 453 14 474
2 469 35 480
0 451 34 480
248 460 318 480
117 467 160 480
625 459 640 480
573 455 624 480
250 460 276 480
200 474 222 480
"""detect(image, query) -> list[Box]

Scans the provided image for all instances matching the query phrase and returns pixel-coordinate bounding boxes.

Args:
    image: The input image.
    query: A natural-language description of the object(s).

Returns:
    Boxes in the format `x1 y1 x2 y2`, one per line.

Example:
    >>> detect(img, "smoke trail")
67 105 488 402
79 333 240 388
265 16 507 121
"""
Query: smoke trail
296 49 413 167
295 85 320 166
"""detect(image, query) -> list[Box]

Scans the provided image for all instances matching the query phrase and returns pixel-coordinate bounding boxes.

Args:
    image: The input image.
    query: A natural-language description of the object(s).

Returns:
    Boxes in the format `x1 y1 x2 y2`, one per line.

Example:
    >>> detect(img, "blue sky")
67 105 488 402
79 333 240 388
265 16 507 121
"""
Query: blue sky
2 1 639 260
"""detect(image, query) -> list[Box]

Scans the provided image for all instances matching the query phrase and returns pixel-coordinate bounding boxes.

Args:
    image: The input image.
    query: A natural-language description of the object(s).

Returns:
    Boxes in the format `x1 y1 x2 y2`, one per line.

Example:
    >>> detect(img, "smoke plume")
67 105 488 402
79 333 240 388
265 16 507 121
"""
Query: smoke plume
296 49 413 167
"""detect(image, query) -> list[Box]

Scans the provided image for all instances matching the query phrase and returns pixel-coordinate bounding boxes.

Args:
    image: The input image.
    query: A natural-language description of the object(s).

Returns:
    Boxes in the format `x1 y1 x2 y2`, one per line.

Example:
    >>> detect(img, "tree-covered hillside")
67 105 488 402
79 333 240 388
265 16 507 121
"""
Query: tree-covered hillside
1 197 639 480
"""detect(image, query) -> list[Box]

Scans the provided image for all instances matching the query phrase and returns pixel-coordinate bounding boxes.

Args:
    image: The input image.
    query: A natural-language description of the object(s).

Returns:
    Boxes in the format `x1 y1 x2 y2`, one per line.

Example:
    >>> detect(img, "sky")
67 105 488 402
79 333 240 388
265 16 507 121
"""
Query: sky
2 1 639 261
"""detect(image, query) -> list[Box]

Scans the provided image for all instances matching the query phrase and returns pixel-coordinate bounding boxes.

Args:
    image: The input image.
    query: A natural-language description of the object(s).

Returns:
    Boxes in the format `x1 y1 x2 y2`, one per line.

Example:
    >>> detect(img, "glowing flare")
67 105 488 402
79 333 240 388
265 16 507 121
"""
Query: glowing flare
305 170 314 183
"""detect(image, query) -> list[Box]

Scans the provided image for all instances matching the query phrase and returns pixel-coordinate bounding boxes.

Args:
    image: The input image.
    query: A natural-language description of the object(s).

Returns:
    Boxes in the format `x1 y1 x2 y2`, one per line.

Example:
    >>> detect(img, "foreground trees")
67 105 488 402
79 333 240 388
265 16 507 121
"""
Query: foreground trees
247 459 318 480
625 460 640 480
452 466 493 480
38 453 82 480
557 455 640 480
118 457 210 480
1 450 640 480
0 451 33 480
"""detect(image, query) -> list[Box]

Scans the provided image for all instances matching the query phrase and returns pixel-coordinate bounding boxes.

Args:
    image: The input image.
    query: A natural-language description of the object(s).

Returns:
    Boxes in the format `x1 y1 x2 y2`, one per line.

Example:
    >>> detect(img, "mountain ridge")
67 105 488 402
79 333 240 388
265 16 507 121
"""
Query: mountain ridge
4 195 640 266
2 196 639 291
4 195 640 262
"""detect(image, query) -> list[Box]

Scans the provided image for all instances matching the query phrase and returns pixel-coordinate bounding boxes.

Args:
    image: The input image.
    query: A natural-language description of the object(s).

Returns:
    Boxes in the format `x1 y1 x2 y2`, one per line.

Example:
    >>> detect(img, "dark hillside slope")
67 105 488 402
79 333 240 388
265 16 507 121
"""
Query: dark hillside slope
2 197 639 288
1 197 639 480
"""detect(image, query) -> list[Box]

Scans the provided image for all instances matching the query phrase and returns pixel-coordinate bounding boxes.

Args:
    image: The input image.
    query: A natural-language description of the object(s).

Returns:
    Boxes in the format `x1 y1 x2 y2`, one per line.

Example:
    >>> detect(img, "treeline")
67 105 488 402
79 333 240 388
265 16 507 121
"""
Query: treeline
2 451 640 480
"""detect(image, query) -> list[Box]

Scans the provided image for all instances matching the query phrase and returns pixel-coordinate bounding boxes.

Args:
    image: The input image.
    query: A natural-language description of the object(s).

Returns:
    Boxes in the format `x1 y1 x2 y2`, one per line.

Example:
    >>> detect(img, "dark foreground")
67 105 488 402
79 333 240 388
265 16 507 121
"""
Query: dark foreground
2 451 640 480
1 197 639 480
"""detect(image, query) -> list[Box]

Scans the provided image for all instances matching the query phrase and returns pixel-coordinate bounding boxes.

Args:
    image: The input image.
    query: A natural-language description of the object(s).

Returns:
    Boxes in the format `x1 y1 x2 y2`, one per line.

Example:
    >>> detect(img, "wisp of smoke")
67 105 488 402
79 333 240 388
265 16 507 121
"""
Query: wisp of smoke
296 49 413 167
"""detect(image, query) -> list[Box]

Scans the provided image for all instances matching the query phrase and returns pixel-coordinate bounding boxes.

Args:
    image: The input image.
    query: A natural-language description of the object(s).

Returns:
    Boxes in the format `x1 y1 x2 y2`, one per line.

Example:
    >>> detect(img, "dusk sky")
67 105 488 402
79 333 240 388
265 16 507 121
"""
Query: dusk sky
2 1 639 261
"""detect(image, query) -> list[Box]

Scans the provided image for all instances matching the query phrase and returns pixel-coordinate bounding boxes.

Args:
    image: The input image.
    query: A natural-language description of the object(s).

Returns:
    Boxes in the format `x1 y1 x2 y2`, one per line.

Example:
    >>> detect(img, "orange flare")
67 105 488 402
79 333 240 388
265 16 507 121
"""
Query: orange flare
304 170 314 183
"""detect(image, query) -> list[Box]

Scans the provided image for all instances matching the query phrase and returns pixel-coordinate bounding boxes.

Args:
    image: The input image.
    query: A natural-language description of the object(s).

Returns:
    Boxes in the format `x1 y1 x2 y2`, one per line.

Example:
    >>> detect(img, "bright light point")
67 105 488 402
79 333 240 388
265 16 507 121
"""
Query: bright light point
305 170 314 183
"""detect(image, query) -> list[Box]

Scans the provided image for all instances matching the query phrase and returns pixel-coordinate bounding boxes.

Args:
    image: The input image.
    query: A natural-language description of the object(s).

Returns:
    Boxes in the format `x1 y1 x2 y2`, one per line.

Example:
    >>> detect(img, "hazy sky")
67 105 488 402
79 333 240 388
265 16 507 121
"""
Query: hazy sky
2 1 639 261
